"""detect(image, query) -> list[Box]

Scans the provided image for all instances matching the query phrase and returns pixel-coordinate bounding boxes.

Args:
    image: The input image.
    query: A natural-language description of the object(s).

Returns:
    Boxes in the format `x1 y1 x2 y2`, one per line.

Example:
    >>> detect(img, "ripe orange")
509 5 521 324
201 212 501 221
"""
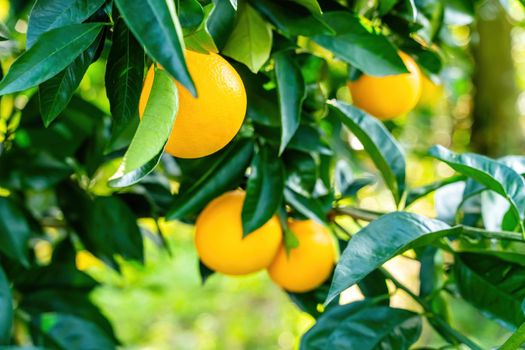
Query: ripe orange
348 52 422 120
268 220 334 293
195 190 282 275
139 50 247 158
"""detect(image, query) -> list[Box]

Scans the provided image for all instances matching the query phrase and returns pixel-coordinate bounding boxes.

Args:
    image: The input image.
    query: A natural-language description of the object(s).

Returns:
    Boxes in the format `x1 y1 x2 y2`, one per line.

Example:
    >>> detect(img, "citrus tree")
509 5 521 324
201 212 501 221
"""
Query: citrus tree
1 0 525 349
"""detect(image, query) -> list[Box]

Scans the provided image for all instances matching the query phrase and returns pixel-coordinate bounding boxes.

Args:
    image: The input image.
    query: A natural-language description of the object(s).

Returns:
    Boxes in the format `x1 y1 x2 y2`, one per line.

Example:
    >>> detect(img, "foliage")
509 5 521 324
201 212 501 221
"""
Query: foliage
0 0 525 349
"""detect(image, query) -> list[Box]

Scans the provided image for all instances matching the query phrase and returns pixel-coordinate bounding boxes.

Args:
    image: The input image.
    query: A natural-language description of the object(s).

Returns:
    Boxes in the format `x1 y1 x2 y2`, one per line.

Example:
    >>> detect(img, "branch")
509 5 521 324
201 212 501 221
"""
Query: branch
332 206 524 242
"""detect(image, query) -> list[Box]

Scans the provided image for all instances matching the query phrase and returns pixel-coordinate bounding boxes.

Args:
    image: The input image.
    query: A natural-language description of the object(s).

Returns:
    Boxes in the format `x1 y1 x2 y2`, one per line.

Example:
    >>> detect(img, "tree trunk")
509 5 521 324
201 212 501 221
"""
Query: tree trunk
471 0 523 157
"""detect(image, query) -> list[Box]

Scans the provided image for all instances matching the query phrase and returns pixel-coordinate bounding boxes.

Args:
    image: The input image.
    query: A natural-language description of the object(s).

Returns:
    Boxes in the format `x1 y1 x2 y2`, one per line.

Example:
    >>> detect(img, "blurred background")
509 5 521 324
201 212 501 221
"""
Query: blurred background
2 0 525 349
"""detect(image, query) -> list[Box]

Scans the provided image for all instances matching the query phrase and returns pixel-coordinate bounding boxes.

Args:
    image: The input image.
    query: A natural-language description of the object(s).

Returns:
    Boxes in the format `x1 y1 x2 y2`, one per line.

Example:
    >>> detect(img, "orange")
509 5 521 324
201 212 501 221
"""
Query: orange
348 52 422 120
195 190 282 275
268 220 335 293
139 50 247 158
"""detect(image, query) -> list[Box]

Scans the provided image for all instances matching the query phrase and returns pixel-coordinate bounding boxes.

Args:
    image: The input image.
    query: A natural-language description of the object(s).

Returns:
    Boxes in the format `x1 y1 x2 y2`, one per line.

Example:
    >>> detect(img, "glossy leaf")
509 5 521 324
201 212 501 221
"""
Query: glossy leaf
167 139 254 220
206 0 236 50
429 145 525 233
114 0 195 95
251 0 333 37
109 68 178 188
0 23 104 95
0 197 32 266
223 3 272 73
242 146 285 236
289 0 322 14
301 301 422 350
26 0 105 47
329 100 406 205
39 32 102 126
327 212 457 305
184 4 218 53
454 253 525 329
312 12 407 76
0 265 12 345
179 0 205 33
105 16 144 145
274 52 306 154
31 313 116 350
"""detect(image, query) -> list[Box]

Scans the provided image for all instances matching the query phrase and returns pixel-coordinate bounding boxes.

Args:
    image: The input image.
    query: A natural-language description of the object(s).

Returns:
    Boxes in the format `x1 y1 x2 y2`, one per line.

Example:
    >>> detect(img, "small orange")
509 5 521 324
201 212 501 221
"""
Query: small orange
139 50 247 158
348 52 422 120
195 190 282 275
268 220 335 293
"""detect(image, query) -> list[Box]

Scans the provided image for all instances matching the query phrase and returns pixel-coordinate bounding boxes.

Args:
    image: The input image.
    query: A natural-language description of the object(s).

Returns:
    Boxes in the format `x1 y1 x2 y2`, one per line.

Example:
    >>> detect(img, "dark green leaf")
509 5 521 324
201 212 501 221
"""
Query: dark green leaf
284 187 328 225
287 125 332 155
0 23 103 95
358 269 390 304
223 3 272 73
89 197 144 262
21 290 117 342
289 0 322 14
199 260 215 284
329 100 406 205
0 197 32 266
184 4 219 53
105 16 144 145
0 265 12 345
301 301 422 350
39 32 102 126
284 151 317 195
327 212 457 305
288 280 331 319
242 145 284 236
26 0 105 47
455 253 525 329
114 0 196 95
206 0 236 50
109 68 178 188
274 52 306 154
429 145 525 233
167 139 254 220
406 175 465 206
312 12 407 76
31 313 116 350
179 0 205 33
251 0 333 37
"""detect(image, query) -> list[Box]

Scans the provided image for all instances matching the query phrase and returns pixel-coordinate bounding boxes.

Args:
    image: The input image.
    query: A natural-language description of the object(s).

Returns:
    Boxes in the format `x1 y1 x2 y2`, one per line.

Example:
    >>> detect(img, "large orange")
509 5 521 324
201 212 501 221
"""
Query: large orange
268 220 335 293
195 190 282 275
139 50 247 158
348 52 422 120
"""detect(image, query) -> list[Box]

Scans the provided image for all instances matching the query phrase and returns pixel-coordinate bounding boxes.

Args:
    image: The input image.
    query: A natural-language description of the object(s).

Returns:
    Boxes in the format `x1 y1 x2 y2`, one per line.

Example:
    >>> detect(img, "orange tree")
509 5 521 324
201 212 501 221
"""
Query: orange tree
1 0 525 349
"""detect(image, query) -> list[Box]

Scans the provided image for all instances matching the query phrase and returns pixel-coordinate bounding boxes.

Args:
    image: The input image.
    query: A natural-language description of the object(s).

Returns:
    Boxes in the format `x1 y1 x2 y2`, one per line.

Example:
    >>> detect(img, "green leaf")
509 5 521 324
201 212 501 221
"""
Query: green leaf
406 175 465 206
241 145 285 236
429 145 525 233
288 281 331 319
454 253 525 329
179 0 205 33
31 313 116 350
167 139 254 220
328 100 406 205
326 212 457 305
109 68 178 188
0 197 32 266
312 12 408 76
206 0 236 50
287 125 332 155
223 3 272 73
114 0 196 95
301 301 422 350
251 0 333 37
89 197 144 262
105 15 144 145
357 269 390 304
274 52 306 154
184 4 219 53
0 265 12 345
39 32 102 126
26 0 105 48
0 23 104 95
21 290 117 342
284 187 328 225
289 0 322 14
